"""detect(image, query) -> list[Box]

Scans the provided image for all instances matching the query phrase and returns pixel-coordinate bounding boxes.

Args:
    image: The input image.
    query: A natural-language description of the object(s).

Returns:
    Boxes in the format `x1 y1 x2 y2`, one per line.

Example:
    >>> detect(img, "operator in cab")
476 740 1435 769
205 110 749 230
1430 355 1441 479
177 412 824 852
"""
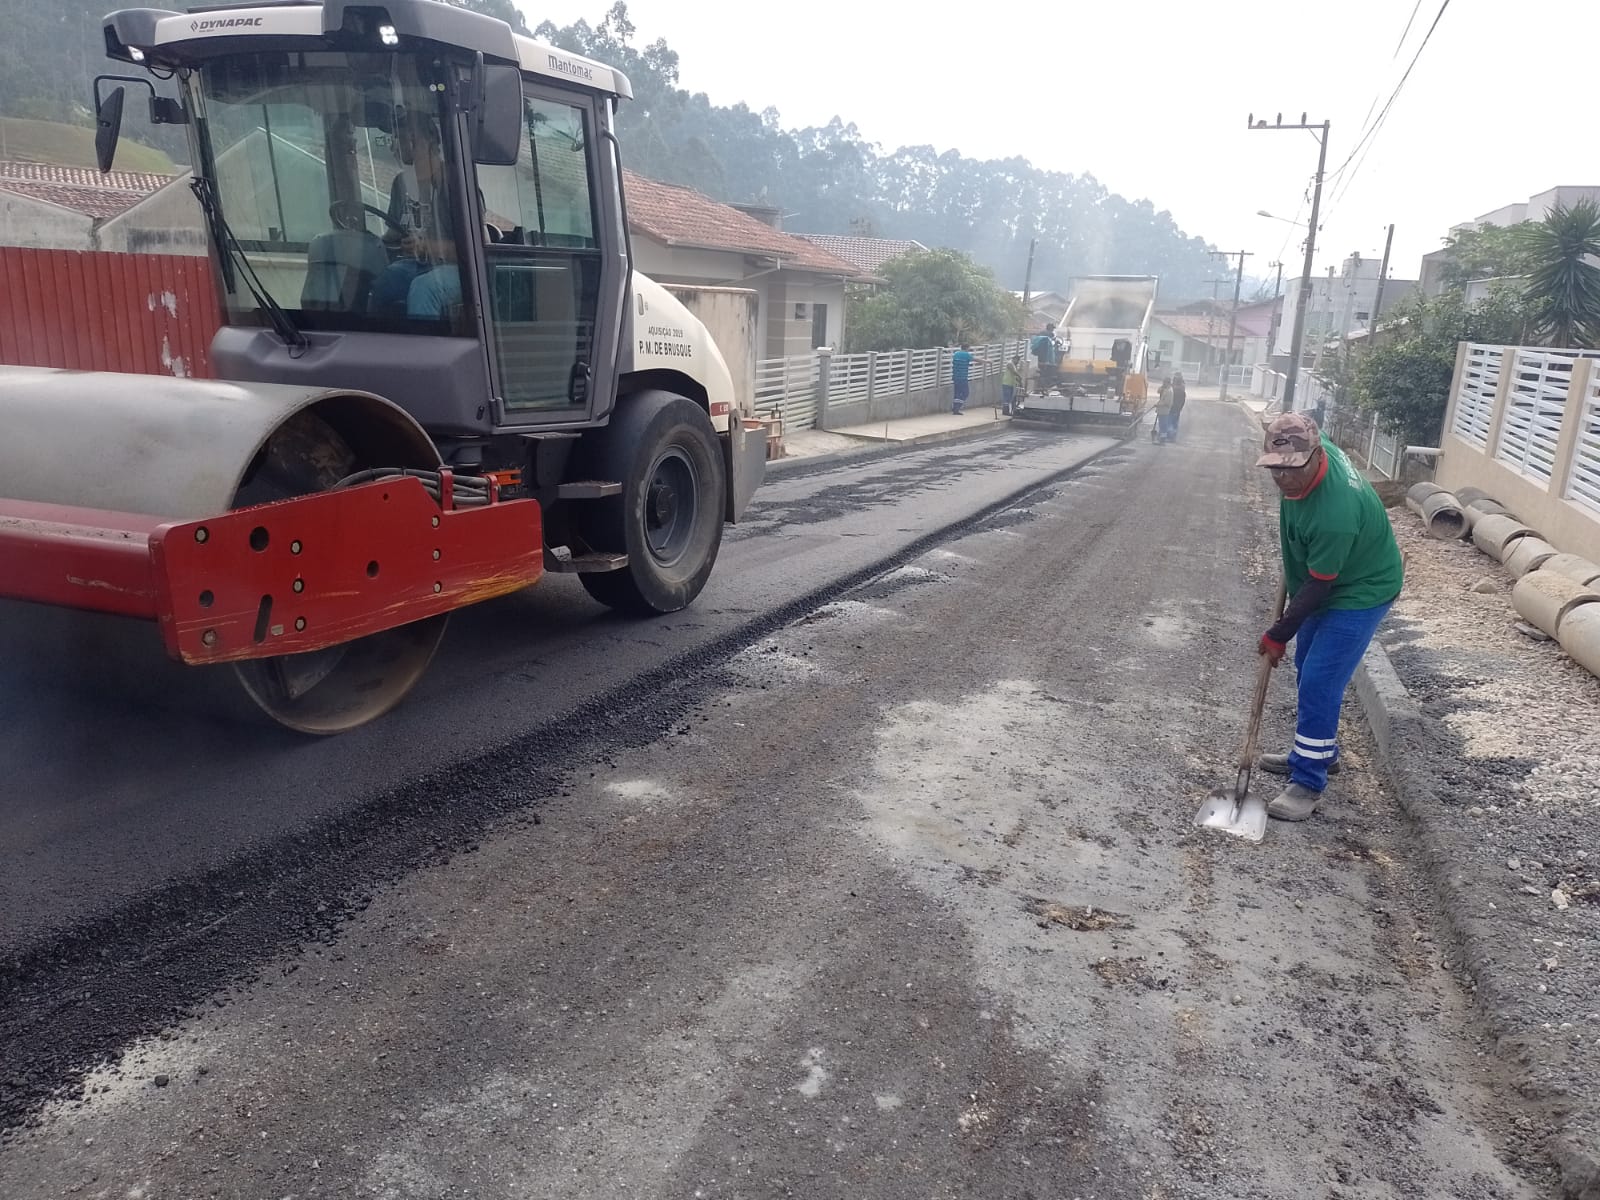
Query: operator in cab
372 109 460 320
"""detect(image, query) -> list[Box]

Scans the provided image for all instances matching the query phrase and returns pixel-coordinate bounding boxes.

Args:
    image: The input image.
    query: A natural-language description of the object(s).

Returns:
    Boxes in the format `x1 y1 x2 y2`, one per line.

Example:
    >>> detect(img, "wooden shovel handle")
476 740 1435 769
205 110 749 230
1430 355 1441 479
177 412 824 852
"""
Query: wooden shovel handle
1239 576 1289 768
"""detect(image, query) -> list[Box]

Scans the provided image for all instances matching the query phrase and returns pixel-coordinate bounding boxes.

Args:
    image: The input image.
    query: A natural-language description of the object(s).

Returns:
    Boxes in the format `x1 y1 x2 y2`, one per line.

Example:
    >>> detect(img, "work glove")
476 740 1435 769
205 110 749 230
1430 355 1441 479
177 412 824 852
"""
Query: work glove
1258 634 1286 667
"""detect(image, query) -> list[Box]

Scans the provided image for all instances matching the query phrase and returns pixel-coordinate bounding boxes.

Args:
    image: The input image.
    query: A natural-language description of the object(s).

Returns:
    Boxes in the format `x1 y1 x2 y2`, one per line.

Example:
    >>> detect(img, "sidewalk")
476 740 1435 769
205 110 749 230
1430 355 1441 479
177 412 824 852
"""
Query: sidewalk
779 405 1012 462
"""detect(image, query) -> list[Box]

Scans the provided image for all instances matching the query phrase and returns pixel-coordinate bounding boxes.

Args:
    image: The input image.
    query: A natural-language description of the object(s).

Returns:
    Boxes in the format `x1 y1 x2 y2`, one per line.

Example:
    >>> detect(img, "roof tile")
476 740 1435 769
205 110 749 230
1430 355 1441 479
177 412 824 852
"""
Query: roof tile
800 234 926 273
623 171 867 279
0 160 174 221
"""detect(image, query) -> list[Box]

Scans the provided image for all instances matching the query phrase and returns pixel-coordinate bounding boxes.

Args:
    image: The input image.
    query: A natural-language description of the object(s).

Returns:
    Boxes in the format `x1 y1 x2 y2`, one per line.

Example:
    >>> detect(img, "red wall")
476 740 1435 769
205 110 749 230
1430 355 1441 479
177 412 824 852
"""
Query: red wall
0 247 221 379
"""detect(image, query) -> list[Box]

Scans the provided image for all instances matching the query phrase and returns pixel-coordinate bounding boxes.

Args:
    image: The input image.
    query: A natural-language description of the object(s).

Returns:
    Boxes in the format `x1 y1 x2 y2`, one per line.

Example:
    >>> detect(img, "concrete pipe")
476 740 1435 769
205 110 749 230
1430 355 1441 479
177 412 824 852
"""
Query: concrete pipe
1461 497 1513 535
1558 602 1600 679
1541 553 1600 588
1512 571 1600 639
1471 513 1539 561
1418 490 1466 540
1504 536 1559 579
1454 486 1496 508
1405 481 1446 516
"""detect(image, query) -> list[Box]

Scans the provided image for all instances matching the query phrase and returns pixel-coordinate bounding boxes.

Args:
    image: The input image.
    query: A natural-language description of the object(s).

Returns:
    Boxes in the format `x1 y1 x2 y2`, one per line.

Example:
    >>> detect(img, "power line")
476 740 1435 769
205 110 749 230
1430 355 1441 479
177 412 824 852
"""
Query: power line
1392 0 1425 57
1322 0 1452 206
1342 0 1430 171
1274 180 1312 263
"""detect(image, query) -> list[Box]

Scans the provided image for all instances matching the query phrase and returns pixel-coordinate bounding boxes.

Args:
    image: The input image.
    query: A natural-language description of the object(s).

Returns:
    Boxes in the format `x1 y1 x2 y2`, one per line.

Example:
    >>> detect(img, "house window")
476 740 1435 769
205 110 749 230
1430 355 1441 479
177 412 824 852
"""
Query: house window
1158 339 1175 356
1355 311 1370 322
811 302 829 349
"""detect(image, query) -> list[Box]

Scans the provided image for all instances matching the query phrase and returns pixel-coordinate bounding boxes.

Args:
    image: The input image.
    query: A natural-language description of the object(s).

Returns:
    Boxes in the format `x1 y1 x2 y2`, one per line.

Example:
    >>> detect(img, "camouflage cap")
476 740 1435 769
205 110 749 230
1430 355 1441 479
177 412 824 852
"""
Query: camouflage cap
1256 412 1321 468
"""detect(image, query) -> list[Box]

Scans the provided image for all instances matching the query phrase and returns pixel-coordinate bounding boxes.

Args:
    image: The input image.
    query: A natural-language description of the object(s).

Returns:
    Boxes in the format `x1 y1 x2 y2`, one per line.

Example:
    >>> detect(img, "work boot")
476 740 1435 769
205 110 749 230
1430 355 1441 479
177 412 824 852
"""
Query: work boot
1267 783 1322 822
1258 753 1340 776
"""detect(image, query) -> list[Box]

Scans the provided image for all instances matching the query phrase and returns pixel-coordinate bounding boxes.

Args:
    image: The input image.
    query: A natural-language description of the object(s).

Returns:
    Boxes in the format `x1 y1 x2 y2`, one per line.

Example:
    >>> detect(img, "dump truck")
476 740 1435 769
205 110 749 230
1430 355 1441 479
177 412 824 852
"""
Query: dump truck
1016 274 1159 430
0 0 767 734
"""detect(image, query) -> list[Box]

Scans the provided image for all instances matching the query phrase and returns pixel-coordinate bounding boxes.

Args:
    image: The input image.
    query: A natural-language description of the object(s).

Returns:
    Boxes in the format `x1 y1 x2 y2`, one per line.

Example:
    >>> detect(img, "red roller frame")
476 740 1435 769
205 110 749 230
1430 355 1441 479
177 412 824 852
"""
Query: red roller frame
0 474 543 664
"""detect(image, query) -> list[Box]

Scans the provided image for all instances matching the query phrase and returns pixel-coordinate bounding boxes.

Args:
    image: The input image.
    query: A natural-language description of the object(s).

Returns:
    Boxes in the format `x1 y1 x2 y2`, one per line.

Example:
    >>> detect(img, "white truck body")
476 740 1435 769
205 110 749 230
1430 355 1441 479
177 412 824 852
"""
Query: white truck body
1026 275 1159 415
1060 275 1159 373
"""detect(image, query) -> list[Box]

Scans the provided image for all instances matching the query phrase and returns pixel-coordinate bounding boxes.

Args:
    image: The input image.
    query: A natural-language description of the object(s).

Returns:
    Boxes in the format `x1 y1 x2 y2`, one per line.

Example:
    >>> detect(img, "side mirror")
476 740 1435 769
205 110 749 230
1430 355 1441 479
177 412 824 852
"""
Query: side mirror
472 59 523 166
95 85 127 174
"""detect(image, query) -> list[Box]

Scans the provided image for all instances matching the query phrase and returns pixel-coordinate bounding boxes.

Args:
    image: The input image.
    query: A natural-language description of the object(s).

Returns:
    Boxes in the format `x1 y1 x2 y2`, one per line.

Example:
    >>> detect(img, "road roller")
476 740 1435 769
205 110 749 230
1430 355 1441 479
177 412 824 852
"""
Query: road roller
0 1 767 733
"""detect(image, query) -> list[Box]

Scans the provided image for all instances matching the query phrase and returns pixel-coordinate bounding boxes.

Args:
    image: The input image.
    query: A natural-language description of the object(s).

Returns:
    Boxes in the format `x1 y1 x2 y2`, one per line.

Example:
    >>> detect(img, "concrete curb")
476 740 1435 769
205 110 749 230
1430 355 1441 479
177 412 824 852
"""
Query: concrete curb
1355 642 1600 1199
766 416 1017 475
830 416 1014 450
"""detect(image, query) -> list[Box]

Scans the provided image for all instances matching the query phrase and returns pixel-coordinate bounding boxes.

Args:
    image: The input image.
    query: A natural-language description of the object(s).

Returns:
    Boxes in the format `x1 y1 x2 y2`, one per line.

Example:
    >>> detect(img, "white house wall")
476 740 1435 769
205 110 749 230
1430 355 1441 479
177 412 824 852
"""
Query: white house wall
97 172 208 255
0 193 92 250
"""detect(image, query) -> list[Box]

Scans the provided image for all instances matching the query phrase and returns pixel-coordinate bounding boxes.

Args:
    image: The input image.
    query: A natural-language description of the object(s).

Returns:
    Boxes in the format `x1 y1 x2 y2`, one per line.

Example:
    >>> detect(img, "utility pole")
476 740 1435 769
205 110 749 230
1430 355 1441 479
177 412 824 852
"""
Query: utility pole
1020 238 1037 393
1020 237 1037 316
1210 249 1252 401
1368 224 1394 341
1247 112 1329 412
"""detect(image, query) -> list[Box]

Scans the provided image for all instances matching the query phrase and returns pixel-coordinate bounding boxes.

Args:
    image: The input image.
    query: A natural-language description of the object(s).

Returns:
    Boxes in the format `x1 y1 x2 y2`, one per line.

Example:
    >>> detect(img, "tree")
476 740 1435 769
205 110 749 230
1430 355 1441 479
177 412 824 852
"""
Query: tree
846 249 1026 351
1435 221 1537 289
1350 287 1530 445
1518 199 1600 348
529 4 1222 301
439 0 532 34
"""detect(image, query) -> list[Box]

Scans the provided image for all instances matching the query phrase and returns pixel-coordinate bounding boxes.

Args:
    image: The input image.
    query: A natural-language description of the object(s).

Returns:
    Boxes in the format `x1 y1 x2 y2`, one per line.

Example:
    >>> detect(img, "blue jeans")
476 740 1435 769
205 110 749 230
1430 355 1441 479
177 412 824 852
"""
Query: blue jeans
407 265 461 318
1288 601 1393 792
1001 384 1015 412
371 256 425 314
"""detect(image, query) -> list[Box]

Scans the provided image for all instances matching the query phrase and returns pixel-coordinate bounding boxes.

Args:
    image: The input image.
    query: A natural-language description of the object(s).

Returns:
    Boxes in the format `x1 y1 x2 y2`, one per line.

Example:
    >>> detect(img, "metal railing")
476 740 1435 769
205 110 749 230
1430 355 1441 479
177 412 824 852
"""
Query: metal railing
755 354 821 430
749 340 1028 431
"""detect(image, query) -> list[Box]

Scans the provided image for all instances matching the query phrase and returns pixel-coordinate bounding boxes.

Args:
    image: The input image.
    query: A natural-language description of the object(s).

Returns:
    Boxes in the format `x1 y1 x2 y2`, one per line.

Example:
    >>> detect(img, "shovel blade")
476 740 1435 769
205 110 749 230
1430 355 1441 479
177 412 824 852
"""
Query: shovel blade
1193 787 1270 843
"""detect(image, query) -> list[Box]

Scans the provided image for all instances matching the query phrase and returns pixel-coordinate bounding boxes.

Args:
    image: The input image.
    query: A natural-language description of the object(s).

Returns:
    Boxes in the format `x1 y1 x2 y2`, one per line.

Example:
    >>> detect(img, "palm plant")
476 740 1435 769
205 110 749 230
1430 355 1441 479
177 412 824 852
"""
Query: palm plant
1519 199 1600 347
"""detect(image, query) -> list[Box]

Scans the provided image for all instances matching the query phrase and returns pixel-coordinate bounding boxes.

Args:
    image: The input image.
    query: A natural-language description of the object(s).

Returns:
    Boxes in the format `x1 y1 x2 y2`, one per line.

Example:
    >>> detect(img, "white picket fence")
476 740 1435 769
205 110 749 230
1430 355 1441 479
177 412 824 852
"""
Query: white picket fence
1451 344 1600 503
752 340 1028 430
1441 342 1600 529
754 355 821 431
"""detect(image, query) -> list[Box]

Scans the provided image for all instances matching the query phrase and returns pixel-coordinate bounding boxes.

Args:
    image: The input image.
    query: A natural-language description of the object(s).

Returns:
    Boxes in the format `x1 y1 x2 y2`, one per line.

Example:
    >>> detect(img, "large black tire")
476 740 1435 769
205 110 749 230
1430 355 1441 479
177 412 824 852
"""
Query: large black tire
577 390 726 616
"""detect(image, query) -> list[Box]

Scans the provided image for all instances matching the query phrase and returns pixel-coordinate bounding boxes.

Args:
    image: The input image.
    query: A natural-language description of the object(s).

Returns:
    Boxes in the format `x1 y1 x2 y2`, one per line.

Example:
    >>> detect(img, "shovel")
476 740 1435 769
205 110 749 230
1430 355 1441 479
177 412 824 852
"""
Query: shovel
1194 577 1288 844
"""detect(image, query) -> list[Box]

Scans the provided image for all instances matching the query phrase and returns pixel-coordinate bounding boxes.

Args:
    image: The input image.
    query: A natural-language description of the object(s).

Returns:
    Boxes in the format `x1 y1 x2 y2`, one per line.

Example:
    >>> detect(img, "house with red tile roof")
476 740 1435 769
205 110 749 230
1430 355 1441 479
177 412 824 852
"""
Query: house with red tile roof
624 171 869 359
0 161 207 254
0 156 867 361
1148 297 1279 381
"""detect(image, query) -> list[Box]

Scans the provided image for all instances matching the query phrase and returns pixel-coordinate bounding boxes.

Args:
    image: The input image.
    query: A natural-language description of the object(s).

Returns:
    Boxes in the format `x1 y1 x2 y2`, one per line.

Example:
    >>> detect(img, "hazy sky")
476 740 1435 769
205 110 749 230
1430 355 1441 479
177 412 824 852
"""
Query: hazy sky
530 0 1589 289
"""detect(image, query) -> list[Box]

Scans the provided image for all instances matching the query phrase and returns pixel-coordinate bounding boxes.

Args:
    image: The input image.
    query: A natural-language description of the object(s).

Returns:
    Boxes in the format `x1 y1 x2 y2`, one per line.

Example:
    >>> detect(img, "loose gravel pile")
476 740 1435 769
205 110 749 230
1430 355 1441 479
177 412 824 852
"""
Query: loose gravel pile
1379 512 1600 1194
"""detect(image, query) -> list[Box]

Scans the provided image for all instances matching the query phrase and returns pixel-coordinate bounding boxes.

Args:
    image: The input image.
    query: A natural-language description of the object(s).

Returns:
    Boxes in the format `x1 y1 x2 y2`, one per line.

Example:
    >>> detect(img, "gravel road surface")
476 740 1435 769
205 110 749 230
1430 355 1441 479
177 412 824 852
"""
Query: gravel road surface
0 401 1559 1197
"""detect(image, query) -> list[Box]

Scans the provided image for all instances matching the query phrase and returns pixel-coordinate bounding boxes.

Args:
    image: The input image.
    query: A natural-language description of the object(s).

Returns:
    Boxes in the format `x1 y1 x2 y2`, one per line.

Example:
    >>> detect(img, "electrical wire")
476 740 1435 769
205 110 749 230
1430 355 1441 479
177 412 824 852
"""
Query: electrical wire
1392 0 1425 57
1321 0 1452 211
1272 179 1312 266
1336 0 1427 180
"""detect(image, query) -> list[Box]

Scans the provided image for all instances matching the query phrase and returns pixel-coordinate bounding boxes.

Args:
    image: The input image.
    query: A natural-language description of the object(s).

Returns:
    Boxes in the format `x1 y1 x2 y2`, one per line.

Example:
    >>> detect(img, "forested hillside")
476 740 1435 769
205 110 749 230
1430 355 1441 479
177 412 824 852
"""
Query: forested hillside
0 0 1221 297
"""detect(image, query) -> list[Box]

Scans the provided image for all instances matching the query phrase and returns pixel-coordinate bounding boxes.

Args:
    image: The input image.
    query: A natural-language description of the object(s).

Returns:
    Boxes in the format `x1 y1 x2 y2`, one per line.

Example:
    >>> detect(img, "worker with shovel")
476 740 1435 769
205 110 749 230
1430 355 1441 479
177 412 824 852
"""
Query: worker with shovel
1255 413 1404 821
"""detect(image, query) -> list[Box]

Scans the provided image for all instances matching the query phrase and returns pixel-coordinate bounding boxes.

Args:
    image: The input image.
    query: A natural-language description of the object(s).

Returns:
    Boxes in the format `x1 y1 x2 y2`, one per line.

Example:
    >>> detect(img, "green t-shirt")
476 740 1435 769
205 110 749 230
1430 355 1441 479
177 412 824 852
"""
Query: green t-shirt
1279 436 1404 610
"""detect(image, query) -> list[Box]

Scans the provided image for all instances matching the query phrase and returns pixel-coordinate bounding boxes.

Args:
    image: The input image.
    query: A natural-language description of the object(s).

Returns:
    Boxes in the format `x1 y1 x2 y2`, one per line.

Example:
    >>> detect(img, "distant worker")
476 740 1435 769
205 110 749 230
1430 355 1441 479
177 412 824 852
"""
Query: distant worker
951 344 974 414
1151 378 1174 444
1000 354 1021 416
1031 322 1060 392
1255 412 1404 822
1167 372 1187 439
